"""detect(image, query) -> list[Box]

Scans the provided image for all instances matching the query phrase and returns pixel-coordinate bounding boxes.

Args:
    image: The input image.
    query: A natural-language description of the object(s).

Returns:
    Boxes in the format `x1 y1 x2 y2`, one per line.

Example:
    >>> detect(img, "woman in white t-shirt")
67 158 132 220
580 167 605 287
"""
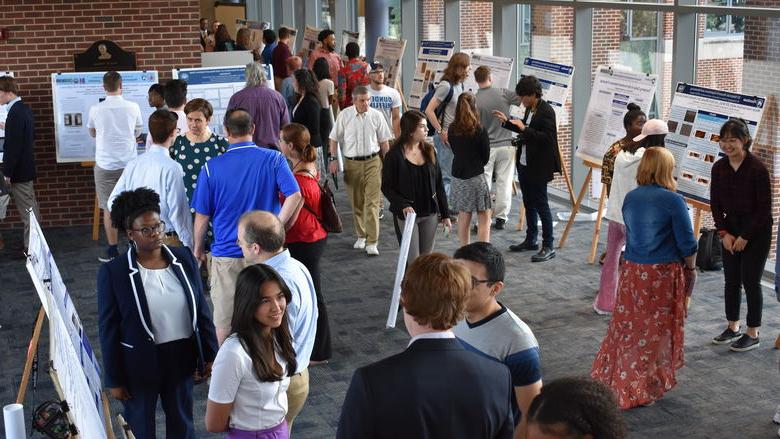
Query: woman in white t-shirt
205 264 298 439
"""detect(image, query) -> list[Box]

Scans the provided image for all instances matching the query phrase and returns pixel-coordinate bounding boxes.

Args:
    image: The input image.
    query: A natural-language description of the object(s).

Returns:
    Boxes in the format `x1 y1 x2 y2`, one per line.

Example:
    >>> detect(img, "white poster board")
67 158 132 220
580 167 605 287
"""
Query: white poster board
51 71 159 163
386 212 416 328
26 212 106 439
340 30 360 63
302 25 323 64
575 66 657 165
235 19 270 51
201 51 254 68
667 83 766 204
408 40 456 110
463 55 514 94
0 71 14 140
519 58 574 126
374 37 407 87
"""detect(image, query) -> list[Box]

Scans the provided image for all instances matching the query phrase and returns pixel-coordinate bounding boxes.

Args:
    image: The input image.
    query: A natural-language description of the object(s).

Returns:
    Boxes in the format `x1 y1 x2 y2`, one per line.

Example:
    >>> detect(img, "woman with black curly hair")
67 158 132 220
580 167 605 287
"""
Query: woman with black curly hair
526 377 627 439
97 187 218 439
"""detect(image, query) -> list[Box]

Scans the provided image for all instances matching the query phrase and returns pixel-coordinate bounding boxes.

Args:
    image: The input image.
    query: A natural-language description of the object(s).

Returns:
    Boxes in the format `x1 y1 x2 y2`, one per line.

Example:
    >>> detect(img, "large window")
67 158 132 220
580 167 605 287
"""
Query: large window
704 0 745 34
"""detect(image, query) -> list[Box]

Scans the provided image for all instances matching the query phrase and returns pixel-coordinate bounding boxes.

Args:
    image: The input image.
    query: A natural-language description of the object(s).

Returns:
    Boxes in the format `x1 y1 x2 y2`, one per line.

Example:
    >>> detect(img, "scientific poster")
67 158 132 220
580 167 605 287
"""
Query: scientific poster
519 58 574 126
373 37 407 87
463 54 514 94
51 71 159 163
408 40 455 110
0 71 13 139
235 19 270 51
667 83 765 203
173 65 274 137
302 25 323 64
340 30 360 63
575 66 657 165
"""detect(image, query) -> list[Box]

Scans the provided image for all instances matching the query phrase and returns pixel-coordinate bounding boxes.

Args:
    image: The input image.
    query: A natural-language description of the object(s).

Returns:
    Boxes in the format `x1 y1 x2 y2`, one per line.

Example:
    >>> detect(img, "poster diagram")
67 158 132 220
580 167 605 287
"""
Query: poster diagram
373 37 407 87
667 83 765 203
463 54 514 94
408 40 455 110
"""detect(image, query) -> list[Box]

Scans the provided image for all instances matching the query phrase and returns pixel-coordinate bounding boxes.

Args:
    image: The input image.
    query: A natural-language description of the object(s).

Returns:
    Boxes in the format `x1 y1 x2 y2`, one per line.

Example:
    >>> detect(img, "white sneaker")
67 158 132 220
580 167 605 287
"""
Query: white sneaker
365 244 379 256
353 238 366 249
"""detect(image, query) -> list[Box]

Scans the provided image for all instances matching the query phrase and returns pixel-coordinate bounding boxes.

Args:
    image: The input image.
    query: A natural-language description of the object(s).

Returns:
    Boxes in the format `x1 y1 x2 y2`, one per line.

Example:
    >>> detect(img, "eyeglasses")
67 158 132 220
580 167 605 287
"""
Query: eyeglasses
131 221 166 238
471 276 494 289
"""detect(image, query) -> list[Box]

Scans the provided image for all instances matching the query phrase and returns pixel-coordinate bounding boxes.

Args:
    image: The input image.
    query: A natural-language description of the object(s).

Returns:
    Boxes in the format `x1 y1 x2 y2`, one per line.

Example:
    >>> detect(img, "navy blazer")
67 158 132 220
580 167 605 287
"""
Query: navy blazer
336 338 515 439
2 99 37 183
98 245 218 389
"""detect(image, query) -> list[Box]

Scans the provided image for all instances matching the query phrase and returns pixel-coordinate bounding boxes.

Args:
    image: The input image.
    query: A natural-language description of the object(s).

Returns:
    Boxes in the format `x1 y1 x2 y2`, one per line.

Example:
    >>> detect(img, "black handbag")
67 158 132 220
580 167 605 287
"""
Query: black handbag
300 170 343 234
695 228 723 271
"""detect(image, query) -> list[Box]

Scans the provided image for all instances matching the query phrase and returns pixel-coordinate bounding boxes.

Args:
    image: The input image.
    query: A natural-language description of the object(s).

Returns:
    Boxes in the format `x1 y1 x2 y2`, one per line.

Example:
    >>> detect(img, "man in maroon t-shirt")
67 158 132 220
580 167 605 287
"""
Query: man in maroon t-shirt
272 27 294 90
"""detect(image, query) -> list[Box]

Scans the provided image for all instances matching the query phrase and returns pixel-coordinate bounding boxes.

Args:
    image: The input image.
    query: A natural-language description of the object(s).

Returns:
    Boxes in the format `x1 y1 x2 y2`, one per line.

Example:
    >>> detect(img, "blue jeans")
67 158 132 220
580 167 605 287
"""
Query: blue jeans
433 134 453 201
518 165 554 248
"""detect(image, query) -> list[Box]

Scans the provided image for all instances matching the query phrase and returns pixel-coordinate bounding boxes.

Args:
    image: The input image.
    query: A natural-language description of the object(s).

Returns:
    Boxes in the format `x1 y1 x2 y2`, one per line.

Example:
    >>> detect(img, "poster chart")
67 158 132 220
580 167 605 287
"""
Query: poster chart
340 30 360 63
408 40 456 110
463 54 514 94
374 37 407 88
52 71 159 163
173 64 275 137
0 71 13 139
26 212 107 439
575 66 657 164
235 19 270 51
667 83 765 203
302 25 323 64
519 58 574 126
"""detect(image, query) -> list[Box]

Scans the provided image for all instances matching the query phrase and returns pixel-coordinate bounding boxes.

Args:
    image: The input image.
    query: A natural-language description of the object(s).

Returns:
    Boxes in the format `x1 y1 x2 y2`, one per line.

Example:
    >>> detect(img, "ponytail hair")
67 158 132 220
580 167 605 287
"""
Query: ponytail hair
623 102 645 129
450 93 480 137
281 123 318 163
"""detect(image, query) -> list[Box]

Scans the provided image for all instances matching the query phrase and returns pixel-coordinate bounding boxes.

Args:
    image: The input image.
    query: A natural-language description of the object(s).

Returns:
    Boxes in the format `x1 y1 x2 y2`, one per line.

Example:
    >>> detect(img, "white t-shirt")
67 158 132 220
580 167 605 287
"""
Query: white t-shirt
208 335 289 431
316 79 334 109
368 85 401 134
87 95 143 170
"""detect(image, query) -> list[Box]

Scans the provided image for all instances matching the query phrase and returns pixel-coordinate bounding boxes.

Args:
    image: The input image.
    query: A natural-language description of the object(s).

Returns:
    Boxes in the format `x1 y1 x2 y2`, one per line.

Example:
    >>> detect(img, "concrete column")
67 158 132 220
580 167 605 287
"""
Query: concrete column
571 6 594 193
401 0 418 96
444 0 460 51
365 0 390 60
492 0 519 84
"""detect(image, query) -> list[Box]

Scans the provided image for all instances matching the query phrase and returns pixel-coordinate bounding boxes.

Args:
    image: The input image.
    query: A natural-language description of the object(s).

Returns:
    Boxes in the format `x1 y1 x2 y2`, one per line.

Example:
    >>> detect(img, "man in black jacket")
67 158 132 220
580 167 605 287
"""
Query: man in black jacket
0 75 41 250
494 75 561 262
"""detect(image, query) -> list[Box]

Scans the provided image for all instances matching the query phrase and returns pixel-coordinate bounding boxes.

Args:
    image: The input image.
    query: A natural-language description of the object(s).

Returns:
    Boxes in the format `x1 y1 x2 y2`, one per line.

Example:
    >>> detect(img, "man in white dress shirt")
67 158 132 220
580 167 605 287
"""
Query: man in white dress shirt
88 71 143 262
108 110 193 249
328 85 392 256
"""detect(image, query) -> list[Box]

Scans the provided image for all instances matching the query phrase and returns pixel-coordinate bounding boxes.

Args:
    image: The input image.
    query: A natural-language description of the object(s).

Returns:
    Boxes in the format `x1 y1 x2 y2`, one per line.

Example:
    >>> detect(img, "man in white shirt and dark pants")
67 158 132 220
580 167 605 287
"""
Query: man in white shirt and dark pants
88 71 143 262
329 86 392 256
108 110 194 249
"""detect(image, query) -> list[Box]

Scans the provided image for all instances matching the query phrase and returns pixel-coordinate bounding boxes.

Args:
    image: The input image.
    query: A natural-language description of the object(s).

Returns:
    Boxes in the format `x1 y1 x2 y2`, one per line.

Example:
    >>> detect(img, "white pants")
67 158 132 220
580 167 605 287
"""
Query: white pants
483 145 516 220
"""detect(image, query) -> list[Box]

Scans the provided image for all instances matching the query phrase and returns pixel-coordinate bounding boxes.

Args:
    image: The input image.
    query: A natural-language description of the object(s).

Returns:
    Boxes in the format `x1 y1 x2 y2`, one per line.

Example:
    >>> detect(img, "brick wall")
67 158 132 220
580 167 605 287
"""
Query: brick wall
459 1 492 53
0 0 201 230
419 0 444 41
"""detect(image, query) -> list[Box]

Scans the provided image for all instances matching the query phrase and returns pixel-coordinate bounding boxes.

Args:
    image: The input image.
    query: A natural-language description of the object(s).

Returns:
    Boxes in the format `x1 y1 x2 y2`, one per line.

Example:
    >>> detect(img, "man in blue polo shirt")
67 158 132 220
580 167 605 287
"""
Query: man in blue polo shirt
191 108 301 344
453 242 543 439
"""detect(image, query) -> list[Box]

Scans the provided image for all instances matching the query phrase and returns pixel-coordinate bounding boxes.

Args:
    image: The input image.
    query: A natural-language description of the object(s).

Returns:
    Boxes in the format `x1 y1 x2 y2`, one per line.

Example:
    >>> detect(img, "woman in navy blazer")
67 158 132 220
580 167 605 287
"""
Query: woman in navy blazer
98 187 218 439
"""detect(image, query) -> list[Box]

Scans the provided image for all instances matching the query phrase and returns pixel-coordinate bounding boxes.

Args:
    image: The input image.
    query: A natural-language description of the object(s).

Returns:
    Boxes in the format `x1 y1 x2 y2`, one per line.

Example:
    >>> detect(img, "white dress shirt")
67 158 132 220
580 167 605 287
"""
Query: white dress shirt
107 145 194 248
86 95 143 170
408 330 456 347
138 264 192 344
329 105 392 158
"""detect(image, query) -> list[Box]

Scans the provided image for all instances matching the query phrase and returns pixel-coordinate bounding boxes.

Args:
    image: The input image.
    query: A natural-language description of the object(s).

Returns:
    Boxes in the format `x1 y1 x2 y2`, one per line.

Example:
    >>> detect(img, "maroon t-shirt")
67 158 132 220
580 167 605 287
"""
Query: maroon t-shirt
272 41 292 78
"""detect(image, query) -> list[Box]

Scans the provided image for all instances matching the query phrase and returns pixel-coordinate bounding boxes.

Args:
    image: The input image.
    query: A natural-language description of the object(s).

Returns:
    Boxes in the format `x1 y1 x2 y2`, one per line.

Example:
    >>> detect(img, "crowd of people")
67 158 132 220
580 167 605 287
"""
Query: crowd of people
1 18 779 439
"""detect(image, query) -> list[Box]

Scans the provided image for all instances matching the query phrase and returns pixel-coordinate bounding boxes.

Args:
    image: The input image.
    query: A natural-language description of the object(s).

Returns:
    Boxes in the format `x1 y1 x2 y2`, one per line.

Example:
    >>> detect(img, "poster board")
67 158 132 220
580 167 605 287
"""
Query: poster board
51 71 159 163
518 58 574 126
235 19 270 51
26 212 107 439
201 51 254 68
340 30 360 63
574 66 657 164
302 25 323 64
463 55 514 94
408 40 456 110
667 83 766 204
374 37 407 87
280 25 298 53
173 64 275 138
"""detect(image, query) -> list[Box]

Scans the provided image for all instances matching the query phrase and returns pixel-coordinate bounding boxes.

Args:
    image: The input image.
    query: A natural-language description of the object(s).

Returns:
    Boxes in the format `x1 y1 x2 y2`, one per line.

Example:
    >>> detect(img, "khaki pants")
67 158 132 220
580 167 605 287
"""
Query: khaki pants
343 155 381 245
483 145 516 221
209 256 246 330
163 234 183 247
285 368 310 430
9 181 41 247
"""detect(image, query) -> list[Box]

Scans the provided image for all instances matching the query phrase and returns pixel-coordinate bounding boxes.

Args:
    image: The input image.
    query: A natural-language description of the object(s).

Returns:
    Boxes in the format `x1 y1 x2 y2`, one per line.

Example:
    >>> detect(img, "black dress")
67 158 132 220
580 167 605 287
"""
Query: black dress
292 93 323 147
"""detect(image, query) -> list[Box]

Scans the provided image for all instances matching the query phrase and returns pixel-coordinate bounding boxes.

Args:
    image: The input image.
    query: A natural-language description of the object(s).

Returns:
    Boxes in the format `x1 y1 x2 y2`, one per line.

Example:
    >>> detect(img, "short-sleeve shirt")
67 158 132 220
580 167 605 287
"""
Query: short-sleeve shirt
307 48 343 85
338 58 370 108
170 133 229 205
190 142 300 258
329 106 393 158
87 95 143 170
227 86 290 148
368 85 402 134
208 334 289 431
281 172 327 244
433 80 463 130
454 304 542 423
601 139 626 189
316 79 335 109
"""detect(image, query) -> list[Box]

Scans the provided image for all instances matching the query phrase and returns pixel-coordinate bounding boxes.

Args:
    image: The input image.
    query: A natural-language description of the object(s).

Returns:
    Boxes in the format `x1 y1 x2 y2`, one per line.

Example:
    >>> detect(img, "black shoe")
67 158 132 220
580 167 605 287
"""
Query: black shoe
494 218 506 230
729 334 760 352
712 327 742 345
509 240 539 252
531 246 556 262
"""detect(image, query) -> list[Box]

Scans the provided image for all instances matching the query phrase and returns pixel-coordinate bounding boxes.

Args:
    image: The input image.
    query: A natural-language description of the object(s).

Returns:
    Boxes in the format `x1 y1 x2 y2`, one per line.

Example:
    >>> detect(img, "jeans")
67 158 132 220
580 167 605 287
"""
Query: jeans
433 133 453 201
518 165 554 248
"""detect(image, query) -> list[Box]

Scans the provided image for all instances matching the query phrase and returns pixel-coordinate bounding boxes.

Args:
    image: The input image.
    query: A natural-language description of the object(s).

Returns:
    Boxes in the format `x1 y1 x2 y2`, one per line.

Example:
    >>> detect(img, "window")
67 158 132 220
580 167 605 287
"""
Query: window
705 0 746 35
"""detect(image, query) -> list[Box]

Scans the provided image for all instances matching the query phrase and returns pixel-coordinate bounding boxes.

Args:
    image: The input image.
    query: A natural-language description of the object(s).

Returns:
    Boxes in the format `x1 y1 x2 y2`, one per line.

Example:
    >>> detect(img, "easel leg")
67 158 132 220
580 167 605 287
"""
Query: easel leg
558 168 592 248
558 148 576 206
588 184 607 264
16 307 46 404
92 194 100 241
693 208 702 238
514 181 526 232
102 391 117 439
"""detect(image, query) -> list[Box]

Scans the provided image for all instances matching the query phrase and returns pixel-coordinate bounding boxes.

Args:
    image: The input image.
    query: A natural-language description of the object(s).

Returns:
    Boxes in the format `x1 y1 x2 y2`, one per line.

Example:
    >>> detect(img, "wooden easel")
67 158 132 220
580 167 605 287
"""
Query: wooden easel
81 161 100 241
685 197 710 238
558 158 607 264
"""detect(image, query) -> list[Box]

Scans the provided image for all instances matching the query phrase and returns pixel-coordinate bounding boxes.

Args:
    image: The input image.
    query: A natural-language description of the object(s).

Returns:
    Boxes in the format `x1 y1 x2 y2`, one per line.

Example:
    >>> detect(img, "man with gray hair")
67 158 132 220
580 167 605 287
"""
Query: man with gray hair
226 62 289 149
329 85 392 256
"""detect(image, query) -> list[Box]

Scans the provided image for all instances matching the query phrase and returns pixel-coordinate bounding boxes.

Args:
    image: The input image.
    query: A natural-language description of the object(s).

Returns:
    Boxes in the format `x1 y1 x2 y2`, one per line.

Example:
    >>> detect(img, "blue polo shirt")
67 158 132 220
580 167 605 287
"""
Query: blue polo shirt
191 141 300 257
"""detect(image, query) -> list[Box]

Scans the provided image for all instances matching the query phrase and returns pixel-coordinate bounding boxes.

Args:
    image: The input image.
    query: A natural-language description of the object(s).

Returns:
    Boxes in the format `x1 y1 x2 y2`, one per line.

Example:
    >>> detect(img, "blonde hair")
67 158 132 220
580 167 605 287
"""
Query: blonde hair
401 253 470 330
636 147 676 191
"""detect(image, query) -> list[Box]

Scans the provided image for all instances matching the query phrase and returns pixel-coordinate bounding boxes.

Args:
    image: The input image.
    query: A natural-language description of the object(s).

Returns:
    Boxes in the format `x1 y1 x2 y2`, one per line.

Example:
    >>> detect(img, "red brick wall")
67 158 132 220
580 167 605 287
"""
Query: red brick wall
459 1 492 52
419 0 444 41
0 0 201 230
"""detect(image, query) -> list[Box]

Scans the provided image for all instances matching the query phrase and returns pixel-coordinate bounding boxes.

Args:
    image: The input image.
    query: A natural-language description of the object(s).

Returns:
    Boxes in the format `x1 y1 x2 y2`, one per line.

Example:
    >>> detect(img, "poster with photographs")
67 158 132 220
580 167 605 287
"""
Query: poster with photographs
302 25 323 64
408 40 455 110
575 66 657 165
518 58 574 127
235 19 270 51
373 37 407 88
462 54 514 94
667 83 766 203
341 30 360 63
0 71 13 143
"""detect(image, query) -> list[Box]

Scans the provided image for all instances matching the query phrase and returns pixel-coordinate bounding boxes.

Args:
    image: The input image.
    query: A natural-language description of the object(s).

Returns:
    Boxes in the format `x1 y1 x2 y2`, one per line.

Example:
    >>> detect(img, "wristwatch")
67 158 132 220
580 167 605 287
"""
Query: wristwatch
328 156 338 162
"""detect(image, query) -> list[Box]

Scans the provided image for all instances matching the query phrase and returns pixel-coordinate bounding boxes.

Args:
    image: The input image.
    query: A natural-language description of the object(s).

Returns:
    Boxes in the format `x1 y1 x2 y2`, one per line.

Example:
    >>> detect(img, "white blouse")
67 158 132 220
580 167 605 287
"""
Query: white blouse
137 264 192 344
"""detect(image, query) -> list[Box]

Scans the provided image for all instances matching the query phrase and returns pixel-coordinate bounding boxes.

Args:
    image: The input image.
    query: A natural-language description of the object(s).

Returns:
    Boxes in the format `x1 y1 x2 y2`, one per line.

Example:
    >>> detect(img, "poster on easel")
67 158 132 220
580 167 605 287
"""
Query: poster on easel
340 30 360 63
301 25 323 64
26 212 107 439
518 58 574 127
0 71 14 140
235 19 271 51
374 37 407 88
462 54 514 94
51 70 159 163
667 83 766 204
408 40 455 110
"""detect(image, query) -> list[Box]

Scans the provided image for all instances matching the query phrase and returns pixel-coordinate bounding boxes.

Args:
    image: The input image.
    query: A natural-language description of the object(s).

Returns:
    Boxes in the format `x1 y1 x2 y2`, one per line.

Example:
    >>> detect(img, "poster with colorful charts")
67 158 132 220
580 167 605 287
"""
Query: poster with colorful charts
408 40 455 110
667 83 766 204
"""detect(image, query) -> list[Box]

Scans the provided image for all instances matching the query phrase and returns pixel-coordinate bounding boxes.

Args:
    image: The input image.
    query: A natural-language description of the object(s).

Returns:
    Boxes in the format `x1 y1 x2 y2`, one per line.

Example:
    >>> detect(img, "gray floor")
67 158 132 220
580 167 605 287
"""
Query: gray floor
1 187 779 438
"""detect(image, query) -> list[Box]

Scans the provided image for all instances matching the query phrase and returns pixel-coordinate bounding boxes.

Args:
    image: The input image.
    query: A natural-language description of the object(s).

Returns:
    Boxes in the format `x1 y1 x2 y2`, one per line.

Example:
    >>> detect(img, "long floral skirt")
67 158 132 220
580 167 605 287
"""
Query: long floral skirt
590 260 686 409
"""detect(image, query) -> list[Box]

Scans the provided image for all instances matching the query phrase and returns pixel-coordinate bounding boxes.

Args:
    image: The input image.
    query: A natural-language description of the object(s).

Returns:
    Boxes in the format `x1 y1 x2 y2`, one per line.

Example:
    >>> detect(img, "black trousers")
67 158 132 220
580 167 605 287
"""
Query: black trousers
518 165 554 248
287 238 332 361
722 221 771 328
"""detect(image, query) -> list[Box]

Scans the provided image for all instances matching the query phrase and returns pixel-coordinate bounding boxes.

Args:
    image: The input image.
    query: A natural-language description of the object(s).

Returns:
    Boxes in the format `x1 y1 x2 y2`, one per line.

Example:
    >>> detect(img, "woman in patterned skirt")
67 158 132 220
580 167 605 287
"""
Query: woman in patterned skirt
591 147 697 409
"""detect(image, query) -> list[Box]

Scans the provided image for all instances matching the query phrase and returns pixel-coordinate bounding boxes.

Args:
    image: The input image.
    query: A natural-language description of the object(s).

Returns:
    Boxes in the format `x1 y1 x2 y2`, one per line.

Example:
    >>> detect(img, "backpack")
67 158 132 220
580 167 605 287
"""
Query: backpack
695 228 723 271
419 81 454 136
300 170 343 234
